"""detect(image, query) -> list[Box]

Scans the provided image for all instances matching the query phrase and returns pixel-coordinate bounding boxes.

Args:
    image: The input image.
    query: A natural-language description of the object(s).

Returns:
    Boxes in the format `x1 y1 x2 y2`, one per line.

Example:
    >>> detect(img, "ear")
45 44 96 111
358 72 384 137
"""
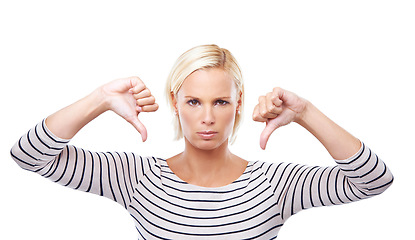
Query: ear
236 90 243 112
171 92 178 114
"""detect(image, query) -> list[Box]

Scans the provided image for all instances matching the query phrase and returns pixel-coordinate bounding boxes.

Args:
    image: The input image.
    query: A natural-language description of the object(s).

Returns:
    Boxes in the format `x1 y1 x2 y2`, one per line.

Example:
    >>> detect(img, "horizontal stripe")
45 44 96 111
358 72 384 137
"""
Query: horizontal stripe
10 121 394 239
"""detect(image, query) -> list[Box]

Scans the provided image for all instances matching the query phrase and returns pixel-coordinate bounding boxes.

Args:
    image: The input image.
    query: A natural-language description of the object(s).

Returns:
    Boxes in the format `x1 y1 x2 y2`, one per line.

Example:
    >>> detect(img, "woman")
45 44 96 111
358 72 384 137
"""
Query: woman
11 44 393 239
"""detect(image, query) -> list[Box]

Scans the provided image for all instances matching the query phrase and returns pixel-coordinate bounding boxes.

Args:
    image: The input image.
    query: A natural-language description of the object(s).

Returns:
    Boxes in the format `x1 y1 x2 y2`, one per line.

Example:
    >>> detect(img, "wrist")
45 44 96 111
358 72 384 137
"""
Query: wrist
294 100 313 127
294 101 361 159
45 87 109 140
294 101 327 136
94 85 112 113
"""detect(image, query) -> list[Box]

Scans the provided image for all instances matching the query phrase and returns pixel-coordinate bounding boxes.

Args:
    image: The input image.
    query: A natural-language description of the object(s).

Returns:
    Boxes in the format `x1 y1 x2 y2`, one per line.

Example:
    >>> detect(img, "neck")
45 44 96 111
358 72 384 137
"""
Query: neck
167 138 248 187
181 139 232 175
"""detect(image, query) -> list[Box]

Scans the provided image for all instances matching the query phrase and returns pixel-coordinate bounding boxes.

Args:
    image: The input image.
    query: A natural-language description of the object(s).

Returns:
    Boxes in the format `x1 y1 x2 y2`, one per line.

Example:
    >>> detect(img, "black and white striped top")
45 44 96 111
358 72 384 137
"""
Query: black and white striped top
11 120 394 239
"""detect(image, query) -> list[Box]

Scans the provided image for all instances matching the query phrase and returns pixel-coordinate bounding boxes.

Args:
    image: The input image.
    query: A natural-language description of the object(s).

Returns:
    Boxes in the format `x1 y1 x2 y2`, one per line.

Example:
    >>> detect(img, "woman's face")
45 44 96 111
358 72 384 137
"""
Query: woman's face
175 68 240 150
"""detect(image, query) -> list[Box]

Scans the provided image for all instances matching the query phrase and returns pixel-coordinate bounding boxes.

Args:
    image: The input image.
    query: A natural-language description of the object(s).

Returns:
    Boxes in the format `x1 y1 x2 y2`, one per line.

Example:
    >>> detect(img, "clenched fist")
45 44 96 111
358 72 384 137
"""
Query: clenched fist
253 87 307 150
101 76 159 141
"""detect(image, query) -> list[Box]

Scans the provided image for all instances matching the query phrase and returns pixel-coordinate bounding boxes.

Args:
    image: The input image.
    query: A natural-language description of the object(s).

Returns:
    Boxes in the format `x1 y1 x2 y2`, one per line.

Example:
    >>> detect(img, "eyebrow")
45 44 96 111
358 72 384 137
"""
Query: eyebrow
184 96 232 99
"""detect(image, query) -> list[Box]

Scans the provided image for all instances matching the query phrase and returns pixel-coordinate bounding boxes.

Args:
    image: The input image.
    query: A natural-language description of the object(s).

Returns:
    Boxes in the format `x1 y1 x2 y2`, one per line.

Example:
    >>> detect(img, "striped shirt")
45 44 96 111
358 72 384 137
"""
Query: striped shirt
11 120 394 239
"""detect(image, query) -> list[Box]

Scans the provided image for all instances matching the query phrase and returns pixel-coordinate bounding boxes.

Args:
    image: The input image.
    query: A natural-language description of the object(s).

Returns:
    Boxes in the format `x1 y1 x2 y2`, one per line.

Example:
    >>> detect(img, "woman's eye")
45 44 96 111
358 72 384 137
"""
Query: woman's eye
215 100 229 106
187 99 199 106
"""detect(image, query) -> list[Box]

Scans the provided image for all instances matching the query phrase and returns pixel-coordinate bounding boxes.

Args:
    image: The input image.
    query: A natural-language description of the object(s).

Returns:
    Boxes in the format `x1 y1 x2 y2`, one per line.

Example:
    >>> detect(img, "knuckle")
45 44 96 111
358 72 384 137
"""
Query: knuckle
252 110 259 119
142 88 151 97
273 87 281 92
273 87 283 95
253 115 260 122
133 78 144 86
137 83 145 91
129 76 141 86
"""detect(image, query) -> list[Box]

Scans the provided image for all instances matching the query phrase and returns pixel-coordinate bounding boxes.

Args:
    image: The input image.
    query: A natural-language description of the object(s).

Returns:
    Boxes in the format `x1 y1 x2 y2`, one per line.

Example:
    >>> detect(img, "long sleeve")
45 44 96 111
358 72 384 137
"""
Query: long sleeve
10 120 151 209
262 142 394 220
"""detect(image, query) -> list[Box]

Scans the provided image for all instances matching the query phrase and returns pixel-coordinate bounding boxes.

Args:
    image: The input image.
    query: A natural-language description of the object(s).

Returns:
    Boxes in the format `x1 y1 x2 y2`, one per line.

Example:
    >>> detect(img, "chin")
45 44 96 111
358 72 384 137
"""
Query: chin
186 137 228 151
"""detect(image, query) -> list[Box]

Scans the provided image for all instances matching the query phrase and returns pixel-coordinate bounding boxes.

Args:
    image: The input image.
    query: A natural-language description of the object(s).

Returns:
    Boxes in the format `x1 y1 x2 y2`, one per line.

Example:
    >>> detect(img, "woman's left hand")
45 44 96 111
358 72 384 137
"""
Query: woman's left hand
253 87 308 149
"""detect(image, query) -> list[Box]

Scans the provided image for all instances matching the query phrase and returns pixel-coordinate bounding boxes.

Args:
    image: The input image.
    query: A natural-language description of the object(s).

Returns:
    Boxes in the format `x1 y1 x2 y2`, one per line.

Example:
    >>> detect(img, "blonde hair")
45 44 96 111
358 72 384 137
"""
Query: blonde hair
165 44 244 143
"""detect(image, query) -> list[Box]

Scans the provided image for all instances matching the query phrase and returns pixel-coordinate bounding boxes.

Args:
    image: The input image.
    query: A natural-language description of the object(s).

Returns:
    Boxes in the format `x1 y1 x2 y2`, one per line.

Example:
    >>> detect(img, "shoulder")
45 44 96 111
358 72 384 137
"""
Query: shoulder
139 155 161 170
252 160 285 171
252 160 301 179
117 153 162 177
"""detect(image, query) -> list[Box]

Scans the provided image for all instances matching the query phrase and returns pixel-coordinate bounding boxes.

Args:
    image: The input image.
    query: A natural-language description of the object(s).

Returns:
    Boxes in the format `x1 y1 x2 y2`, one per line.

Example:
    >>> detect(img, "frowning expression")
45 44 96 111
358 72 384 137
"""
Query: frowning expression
174 68 240 150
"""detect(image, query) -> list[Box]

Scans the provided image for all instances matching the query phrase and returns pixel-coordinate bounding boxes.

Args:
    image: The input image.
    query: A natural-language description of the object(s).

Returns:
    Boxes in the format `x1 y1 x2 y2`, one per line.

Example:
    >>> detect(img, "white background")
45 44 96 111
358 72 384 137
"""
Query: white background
1 0 413 239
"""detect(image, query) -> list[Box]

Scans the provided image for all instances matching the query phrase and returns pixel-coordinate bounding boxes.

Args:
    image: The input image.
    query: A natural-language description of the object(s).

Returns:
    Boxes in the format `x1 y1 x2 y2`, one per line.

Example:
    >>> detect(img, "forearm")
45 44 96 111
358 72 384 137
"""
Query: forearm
295 101 361 160
11 117 142 209
46 87 108 139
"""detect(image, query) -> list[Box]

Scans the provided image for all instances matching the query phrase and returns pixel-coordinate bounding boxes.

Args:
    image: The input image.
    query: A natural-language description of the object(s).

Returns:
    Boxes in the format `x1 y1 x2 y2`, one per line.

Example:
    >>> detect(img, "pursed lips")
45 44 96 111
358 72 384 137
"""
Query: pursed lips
196 130 218 139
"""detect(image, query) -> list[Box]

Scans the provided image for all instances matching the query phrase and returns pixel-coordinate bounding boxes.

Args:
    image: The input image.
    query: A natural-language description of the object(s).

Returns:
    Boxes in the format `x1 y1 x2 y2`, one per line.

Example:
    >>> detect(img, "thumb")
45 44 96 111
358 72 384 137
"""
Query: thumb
259 119 280 150
128 117 148 142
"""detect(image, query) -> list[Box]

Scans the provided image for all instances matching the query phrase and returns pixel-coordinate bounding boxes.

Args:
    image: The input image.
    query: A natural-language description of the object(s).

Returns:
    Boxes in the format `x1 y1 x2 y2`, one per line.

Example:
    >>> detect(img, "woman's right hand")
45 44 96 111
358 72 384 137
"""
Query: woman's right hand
101 76 159 141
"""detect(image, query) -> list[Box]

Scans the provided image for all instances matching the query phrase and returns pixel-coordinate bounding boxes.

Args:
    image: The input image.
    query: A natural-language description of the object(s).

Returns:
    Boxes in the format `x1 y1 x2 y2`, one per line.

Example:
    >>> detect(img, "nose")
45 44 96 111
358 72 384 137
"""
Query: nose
201 106 215 125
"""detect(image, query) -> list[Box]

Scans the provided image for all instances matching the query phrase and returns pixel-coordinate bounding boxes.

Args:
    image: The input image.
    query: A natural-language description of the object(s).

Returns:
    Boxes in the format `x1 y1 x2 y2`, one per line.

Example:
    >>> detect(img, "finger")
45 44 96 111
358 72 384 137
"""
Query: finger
129 80 146 94
268 90 283 108
115 77 136 92
133 88 151 99
258 96 268 118
265 92 282 116
136 96 156 106
252 104 267 122
260 121 278 150
259 95 278 119
141 103 159 112
272 87 283 97
128 116 148 142
125 76 140 88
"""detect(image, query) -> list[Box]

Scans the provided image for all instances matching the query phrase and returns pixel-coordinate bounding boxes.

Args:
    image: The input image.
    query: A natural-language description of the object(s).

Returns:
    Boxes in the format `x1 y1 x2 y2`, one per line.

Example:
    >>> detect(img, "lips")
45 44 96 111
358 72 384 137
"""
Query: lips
196 130 218 139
